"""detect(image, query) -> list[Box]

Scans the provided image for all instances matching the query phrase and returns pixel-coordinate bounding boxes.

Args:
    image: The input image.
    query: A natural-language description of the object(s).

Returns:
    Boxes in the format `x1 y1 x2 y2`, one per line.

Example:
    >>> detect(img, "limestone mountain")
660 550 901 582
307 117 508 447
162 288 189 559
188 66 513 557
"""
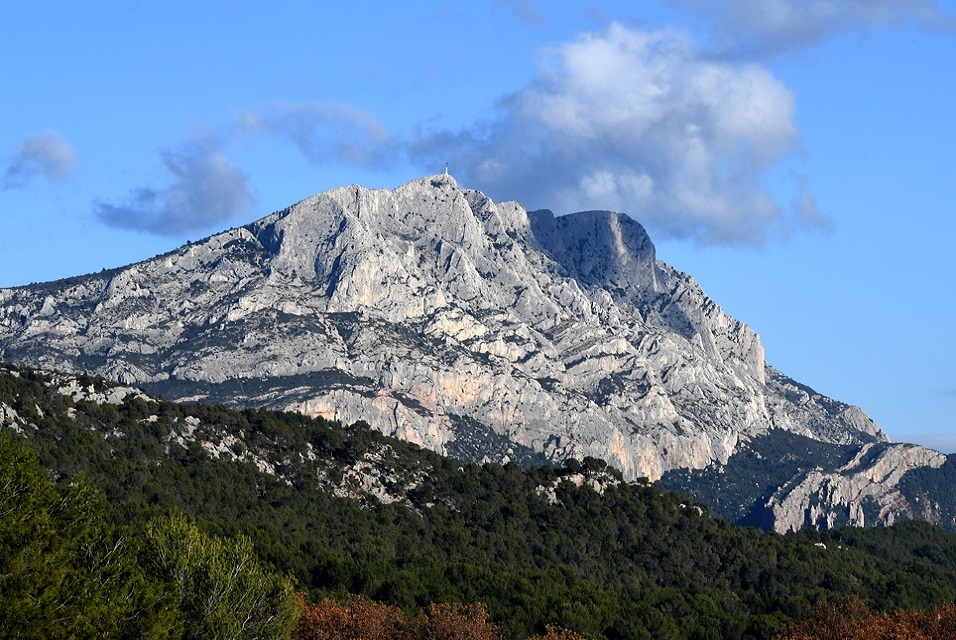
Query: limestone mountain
0 174 933 528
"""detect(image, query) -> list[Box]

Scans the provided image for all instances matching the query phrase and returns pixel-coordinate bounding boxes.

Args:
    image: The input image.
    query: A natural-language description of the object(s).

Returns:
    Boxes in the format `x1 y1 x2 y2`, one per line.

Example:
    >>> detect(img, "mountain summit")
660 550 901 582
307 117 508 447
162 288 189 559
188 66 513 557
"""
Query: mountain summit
0 175 884 484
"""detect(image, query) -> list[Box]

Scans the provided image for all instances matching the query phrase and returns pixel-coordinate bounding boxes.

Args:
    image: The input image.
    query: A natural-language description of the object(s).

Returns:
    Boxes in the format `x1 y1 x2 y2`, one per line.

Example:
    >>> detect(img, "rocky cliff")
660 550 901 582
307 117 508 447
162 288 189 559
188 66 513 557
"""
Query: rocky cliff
659 427 954 533
0 174 884 481
763 442 948 533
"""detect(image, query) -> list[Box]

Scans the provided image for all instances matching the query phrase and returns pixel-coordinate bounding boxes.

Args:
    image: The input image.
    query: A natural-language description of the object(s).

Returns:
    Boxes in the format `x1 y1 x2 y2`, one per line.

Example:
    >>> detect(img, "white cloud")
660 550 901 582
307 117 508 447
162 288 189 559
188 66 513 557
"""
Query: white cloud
411 23 818 244
3 130 76 189
176 22 853 245
699 0 956 53
95 139 255 236
93 102 392 237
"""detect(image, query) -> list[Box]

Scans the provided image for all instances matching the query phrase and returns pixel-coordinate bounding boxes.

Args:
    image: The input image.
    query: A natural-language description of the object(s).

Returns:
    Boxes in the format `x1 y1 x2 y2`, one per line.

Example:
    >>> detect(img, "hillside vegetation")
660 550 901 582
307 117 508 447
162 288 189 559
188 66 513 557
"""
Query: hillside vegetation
4 364 956 639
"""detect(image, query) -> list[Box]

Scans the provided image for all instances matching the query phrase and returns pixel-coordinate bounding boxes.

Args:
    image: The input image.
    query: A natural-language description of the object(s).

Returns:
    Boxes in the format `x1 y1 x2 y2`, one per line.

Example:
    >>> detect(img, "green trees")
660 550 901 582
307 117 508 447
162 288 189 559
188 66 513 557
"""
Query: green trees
145 512 301 640
0 434 177 639
0 434 299 640
12 363 956 638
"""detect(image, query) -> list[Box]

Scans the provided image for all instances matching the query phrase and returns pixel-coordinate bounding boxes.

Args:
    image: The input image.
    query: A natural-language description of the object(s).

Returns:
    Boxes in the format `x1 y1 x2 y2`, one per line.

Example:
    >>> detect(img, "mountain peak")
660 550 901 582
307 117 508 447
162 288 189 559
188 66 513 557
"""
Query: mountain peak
529 208 661 299
0 175 884 481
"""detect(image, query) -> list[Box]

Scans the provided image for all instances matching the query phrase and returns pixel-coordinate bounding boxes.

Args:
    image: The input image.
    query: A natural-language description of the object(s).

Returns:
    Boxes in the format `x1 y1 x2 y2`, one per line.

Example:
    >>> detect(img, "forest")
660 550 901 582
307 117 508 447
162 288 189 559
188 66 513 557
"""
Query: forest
4 363 956 639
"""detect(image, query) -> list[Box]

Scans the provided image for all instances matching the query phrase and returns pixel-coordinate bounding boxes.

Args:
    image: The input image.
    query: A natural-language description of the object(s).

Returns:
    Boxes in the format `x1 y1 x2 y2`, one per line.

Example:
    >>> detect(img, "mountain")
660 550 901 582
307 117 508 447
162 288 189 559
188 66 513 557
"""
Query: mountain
0 174 942 528
6 362 956 640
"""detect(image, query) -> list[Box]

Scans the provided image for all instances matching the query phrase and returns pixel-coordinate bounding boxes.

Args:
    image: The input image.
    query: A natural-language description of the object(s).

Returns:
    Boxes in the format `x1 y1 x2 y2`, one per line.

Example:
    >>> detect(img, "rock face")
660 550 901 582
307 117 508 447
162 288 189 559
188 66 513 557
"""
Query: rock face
763 443 948 533
0 175 885 481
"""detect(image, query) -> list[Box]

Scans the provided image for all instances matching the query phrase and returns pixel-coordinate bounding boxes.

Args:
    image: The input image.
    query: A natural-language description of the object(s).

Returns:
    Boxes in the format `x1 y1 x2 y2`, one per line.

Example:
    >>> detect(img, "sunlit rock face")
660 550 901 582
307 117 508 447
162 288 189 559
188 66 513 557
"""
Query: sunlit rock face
764 443 947 533
0 174 884 480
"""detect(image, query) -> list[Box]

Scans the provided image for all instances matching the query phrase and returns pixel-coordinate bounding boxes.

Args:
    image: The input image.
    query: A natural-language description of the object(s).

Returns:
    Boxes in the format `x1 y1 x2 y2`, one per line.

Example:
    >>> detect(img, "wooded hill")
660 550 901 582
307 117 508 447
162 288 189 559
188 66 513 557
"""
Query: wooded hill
4 363 956 640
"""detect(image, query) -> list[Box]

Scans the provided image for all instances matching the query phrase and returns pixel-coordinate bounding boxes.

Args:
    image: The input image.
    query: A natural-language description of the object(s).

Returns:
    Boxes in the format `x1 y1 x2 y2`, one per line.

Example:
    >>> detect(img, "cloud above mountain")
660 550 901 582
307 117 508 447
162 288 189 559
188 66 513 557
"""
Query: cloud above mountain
94 21 820 244
91 3 952 242
3 131 76 189
235 102 397 170
93 104 398 237
95 139 255 236
410 24 812 244
229 24 815 245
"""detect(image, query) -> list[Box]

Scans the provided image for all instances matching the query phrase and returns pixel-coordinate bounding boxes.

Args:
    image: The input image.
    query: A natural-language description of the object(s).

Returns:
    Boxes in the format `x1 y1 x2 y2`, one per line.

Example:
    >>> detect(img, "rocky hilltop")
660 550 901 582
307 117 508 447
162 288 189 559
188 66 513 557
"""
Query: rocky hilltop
764 442 948 532
0 175 885 482
660 425 955 533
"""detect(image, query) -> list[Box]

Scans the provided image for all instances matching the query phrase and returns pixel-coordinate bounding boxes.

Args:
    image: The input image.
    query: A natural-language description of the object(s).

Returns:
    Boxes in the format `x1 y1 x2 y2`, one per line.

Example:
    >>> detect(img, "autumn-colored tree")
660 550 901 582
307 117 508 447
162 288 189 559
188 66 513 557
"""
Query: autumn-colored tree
293 595 591 640
293 595 414 640
920 602 956 638
775 595 876 640
528 624 588 640
774 596 956 640
292 596 591 640
415 602 502 640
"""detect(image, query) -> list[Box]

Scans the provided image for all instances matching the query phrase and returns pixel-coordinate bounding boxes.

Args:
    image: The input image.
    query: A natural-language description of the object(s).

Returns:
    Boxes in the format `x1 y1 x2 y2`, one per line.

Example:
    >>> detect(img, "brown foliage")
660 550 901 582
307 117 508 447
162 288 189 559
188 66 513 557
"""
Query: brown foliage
921 603 956 638
293 594 413 640
416 602 502 640
293 595 587 640
774 595 956 640
527 624 588 640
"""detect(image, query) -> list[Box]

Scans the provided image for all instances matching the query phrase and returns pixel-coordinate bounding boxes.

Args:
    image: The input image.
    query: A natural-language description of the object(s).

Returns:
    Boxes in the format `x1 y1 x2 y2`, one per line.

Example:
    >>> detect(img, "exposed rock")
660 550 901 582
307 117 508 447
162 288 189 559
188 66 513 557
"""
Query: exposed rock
0 402 24 434
763 442 947 533
0 175 884 481
0 364 426 507
535 471 621 505
53 376 153 406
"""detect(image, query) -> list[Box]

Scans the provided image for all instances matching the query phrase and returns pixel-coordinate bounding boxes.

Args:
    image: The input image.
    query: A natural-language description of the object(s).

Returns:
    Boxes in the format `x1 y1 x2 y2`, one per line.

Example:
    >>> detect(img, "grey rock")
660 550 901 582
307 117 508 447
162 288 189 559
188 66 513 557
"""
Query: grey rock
0 175 885 481
764 442 947 533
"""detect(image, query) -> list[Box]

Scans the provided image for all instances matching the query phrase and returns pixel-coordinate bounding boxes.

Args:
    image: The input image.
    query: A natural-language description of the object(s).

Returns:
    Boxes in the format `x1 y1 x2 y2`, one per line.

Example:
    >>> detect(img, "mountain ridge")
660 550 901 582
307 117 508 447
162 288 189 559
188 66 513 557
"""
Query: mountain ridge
0 175 888 492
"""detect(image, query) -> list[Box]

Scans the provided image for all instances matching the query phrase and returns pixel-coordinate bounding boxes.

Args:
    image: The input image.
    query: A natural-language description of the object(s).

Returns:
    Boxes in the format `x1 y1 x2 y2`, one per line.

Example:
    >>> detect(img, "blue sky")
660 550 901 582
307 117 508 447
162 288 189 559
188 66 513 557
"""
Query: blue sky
2 1 955 449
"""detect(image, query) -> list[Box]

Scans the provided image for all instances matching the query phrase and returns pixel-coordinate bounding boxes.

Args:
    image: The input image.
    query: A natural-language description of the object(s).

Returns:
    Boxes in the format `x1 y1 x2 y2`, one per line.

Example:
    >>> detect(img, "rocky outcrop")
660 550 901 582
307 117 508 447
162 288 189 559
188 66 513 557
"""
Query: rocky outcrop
763 443 947 533
0 364 426 507
0 175 884 481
